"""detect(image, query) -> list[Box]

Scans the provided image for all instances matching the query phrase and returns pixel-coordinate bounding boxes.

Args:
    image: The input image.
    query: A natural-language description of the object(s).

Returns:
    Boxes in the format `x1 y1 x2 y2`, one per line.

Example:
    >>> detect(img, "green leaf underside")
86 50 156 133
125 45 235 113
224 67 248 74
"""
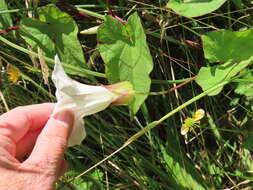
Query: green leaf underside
234 73 253 97
202 29 253 63
98 13 153 116
19 5 87 76
167 0 227 18
196 56 253 96
0 0 13 29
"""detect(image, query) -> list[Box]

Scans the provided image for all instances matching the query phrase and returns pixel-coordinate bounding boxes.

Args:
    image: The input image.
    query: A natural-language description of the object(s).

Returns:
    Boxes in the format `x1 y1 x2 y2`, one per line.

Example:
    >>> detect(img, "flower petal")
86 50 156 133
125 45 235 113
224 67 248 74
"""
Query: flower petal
192 109 205 121
52 55 114 146
181 124 190 135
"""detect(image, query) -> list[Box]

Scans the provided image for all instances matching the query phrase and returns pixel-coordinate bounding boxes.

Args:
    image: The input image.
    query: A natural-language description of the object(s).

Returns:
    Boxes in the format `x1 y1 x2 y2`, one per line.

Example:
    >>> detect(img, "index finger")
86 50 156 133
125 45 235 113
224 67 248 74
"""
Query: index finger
0 103 55 143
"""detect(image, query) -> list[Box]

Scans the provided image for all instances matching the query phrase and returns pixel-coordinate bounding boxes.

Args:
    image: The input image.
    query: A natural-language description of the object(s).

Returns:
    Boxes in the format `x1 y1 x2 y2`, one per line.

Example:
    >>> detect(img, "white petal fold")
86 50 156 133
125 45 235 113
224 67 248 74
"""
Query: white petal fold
52 55 114 146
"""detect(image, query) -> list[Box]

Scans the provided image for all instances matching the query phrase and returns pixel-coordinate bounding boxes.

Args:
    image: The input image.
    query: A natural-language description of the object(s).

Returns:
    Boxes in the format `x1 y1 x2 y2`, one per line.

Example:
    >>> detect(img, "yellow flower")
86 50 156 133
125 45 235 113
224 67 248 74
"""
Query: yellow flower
7 64 20 83
192 109 205 121
180 109 205 135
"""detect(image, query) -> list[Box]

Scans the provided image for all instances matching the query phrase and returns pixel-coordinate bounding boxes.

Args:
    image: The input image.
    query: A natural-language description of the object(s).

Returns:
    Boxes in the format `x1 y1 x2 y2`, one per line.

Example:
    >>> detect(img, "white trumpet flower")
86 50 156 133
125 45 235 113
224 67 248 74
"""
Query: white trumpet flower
52 56 134 146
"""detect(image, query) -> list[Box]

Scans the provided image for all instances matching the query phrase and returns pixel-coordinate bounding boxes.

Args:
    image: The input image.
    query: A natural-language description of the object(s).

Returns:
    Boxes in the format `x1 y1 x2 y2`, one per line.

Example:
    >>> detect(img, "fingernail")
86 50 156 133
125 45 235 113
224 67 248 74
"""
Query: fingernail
52 110 74 128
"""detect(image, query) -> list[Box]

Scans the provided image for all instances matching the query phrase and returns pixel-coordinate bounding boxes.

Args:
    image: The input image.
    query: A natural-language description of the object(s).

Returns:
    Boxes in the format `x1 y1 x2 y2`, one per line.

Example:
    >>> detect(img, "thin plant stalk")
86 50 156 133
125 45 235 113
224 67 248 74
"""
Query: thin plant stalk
0 91 9 111
0 36 106 78
71 80 229 180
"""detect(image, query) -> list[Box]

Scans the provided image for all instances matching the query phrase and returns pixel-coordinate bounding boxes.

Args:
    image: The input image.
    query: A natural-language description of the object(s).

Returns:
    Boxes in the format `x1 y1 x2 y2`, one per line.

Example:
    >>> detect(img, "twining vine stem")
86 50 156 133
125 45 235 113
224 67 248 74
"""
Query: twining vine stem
70 80 229 180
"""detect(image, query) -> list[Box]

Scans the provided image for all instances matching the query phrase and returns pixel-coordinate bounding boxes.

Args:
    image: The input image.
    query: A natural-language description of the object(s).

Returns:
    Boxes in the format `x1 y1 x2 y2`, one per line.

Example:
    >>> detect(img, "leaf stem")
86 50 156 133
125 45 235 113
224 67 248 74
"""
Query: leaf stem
145 30 187 46
76 7 105 20
0 36 106 78
73 80 229 179
0 8 34 14
75 5 122 9
152 78 190 84
20 73 55 99
179 24 201 37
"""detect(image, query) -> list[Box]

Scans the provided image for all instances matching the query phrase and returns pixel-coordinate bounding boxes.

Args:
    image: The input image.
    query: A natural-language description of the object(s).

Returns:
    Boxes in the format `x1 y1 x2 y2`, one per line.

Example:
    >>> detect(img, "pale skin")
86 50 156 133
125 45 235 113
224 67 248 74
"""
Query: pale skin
0 103 74 190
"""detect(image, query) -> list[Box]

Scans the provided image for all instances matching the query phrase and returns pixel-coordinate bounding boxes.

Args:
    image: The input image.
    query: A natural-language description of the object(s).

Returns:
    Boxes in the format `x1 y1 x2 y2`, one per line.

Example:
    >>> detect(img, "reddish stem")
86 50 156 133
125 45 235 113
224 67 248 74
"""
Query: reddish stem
56 0 93 19
0 26 20 35
106 1 126 24
163 53 194 66
77 11 93 19
181 39 200 47
168 76 197 92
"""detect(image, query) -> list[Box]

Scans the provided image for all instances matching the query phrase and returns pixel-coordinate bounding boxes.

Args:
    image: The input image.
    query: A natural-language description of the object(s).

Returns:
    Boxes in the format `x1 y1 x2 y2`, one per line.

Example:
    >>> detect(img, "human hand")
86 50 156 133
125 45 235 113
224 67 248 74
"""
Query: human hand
0 103 74 190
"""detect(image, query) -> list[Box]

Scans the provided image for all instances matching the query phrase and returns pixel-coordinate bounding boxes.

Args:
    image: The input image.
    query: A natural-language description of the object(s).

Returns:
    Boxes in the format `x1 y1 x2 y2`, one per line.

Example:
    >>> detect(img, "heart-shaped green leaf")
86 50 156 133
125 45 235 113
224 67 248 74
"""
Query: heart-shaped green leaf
196 56 253 96
98 13 153 116
167 0 227 18
20 5 87 76
202 29 253 63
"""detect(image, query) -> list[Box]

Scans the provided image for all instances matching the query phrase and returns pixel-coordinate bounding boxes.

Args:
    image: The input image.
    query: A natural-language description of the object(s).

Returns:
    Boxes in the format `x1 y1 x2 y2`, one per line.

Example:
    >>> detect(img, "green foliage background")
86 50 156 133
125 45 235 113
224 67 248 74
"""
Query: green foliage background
1 0 253 189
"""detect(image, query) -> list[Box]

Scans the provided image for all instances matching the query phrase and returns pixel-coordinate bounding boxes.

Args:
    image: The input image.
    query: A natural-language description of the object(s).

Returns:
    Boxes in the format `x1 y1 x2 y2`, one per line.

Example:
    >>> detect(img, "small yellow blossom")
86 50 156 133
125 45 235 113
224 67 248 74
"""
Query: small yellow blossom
192 109 205 121
180 109 205 135
7 64 20 83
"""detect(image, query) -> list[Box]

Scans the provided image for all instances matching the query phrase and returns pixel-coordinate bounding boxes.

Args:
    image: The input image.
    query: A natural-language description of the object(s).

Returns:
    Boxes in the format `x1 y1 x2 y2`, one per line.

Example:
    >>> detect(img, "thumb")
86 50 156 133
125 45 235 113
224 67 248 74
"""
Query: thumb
24 109 74 167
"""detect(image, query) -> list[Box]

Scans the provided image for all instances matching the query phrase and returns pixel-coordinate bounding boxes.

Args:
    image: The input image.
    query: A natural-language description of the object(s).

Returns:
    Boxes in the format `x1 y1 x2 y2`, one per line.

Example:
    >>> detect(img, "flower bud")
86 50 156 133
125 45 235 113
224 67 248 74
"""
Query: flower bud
80 25 99 35
103 81 135 106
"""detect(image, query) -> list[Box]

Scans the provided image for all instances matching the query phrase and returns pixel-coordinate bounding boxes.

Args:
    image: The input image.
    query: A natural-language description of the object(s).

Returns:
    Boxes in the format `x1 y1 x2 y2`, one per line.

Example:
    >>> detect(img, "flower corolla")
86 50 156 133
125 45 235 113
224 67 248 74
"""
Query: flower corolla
52 56 133 146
